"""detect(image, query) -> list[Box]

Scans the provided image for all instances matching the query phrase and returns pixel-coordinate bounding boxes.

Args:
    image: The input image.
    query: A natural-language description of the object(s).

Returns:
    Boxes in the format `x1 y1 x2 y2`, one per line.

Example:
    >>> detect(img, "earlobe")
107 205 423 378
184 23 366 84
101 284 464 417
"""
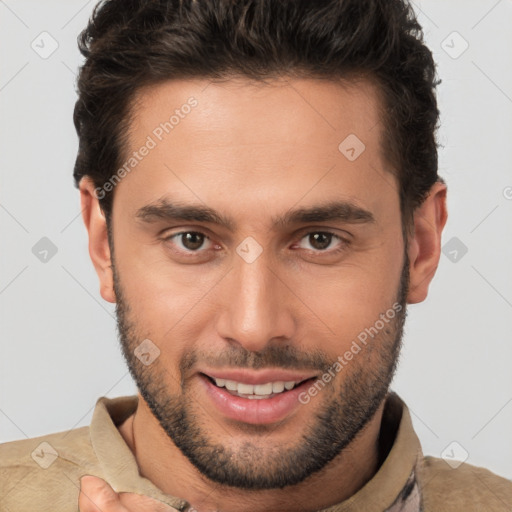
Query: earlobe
79 177 116 304
406 181 448 304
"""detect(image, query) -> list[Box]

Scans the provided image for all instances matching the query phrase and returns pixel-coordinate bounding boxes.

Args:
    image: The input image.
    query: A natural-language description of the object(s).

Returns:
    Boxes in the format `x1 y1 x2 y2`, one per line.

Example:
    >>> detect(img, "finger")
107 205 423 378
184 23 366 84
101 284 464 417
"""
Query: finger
119 492 179 511
79 475 128 512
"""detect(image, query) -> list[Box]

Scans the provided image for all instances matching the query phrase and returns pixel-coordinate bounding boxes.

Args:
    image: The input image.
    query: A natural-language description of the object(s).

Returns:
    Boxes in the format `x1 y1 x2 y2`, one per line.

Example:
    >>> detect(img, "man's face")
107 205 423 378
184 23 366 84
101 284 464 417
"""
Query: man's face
108 77 408 489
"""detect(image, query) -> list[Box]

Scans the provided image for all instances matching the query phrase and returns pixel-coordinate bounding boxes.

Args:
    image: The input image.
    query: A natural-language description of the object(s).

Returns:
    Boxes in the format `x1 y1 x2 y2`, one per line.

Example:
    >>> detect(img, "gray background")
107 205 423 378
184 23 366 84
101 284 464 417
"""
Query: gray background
1 0 511 481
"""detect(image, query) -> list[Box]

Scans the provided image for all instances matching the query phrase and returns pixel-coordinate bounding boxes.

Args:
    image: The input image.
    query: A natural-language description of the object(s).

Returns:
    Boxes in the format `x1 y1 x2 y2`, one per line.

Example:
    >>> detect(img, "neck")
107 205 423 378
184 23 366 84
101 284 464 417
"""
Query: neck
118 395 385 512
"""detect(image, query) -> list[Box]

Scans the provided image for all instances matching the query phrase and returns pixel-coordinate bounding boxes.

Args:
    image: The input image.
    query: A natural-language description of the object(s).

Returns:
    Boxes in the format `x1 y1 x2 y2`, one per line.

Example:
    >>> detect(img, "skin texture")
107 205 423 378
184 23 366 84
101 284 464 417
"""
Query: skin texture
79 77 448 512
79 475 175 512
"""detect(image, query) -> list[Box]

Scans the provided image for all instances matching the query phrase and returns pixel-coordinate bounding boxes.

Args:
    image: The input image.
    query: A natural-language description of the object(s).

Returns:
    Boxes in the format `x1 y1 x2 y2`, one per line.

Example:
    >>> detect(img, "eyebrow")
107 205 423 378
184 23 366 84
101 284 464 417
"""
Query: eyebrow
135 197 376 230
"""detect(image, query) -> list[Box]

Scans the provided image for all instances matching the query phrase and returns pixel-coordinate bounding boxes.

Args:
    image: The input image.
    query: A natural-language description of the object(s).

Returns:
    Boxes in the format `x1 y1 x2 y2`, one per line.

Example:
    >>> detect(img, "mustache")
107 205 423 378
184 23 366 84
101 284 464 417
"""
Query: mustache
180 344 332 374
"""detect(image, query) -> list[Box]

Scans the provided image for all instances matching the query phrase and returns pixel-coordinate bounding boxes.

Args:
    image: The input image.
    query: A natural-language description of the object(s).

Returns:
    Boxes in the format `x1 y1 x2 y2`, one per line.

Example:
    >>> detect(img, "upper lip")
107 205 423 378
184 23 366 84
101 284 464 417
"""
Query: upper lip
200 368 318 386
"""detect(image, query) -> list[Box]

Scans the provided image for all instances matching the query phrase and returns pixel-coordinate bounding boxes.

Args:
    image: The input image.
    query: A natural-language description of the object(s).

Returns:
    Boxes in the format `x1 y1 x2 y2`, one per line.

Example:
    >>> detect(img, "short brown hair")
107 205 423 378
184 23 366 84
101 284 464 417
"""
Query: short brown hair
73 0 442 236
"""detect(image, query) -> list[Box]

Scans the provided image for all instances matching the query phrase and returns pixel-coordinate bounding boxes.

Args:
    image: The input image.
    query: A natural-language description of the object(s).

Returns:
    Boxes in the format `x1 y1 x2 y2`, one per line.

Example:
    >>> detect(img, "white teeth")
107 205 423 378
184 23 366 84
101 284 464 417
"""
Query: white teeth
254 383 273 395
212 377 300 396
272 381 285 393
237 383 254 395
225 380 238 391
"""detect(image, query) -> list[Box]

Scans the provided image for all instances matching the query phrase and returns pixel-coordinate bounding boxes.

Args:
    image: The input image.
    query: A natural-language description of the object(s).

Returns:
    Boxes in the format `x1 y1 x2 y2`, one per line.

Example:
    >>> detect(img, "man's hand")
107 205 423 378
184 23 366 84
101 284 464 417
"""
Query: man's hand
79 475 178 511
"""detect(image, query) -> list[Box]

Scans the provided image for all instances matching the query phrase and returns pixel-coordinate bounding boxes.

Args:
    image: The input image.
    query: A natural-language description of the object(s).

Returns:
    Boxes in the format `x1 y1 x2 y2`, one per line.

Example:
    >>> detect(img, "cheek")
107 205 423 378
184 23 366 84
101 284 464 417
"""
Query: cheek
114 222 404 359
115 244 219 349
118 234 199 294
289 242 404 349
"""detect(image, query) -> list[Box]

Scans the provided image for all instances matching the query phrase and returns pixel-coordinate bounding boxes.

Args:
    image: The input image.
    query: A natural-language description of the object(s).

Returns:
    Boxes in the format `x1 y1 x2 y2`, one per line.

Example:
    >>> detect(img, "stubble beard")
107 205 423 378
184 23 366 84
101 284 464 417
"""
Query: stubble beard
110 233 410 490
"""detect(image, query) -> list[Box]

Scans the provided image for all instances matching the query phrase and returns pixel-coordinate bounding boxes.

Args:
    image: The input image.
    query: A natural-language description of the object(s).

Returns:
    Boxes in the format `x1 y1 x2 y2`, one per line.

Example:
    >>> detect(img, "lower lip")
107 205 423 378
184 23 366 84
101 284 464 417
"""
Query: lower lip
200 375 315 425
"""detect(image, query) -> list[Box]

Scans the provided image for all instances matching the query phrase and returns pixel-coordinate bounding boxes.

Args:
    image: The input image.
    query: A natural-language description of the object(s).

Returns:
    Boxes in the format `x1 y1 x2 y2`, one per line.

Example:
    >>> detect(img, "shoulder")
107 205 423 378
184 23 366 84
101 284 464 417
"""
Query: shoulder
0 426 102 512
419 455 512 511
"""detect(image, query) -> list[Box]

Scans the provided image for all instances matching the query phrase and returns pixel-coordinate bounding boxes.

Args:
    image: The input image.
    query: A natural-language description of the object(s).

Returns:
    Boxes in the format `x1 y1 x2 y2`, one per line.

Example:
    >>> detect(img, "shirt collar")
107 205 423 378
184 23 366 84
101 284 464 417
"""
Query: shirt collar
90 391 423 511
318 392 423 511
90 394 188 509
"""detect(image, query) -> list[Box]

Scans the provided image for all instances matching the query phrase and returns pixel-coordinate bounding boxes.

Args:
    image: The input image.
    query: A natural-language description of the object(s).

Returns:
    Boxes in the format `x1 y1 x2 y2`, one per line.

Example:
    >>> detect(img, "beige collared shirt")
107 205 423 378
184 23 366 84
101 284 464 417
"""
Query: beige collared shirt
1 392 511 511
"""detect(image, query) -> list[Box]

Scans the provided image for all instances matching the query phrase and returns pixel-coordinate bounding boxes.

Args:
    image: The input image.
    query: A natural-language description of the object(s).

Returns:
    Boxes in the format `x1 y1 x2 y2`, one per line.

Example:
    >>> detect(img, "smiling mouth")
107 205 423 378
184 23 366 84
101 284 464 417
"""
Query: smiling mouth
201 373 316 399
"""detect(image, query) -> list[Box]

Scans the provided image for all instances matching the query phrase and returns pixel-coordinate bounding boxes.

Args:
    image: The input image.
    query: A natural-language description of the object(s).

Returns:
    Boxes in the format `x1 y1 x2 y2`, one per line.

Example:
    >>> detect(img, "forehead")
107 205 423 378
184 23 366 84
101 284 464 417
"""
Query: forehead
116 76 397 224
129 75 384 146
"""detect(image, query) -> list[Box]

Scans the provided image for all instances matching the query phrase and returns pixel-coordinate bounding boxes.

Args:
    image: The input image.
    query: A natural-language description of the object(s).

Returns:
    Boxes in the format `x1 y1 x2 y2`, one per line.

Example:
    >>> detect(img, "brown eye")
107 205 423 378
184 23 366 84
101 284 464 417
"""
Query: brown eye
180 232 206 251
165 231 212 252
297 232 344 252
307 233 333 250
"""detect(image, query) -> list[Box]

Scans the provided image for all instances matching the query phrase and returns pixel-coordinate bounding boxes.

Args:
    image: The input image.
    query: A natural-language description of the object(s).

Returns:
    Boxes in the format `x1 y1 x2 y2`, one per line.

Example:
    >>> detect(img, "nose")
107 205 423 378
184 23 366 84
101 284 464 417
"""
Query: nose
215 248 296 353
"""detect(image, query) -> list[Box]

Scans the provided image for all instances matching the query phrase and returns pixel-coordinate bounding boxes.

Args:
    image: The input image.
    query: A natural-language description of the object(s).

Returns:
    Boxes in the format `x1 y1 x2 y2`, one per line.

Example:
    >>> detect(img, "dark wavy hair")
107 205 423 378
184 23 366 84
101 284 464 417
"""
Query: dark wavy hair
72 0 442 236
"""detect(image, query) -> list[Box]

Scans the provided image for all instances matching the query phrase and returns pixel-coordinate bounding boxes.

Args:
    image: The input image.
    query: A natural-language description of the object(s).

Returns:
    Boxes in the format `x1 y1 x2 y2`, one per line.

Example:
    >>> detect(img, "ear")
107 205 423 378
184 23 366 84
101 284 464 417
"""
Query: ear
79 177 116 304
406 180 448 304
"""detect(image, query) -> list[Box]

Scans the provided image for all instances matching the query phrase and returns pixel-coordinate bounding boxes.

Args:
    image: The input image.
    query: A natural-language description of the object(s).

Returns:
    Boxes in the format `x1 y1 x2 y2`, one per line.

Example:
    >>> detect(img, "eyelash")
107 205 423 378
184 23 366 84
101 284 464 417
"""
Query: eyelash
161 230 350 257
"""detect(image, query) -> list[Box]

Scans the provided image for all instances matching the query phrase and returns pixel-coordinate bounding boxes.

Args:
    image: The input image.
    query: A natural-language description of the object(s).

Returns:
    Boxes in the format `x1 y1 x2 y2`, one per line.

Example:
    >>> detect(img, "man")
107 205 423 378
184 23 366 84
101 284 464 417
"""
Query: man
1 0 511 510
